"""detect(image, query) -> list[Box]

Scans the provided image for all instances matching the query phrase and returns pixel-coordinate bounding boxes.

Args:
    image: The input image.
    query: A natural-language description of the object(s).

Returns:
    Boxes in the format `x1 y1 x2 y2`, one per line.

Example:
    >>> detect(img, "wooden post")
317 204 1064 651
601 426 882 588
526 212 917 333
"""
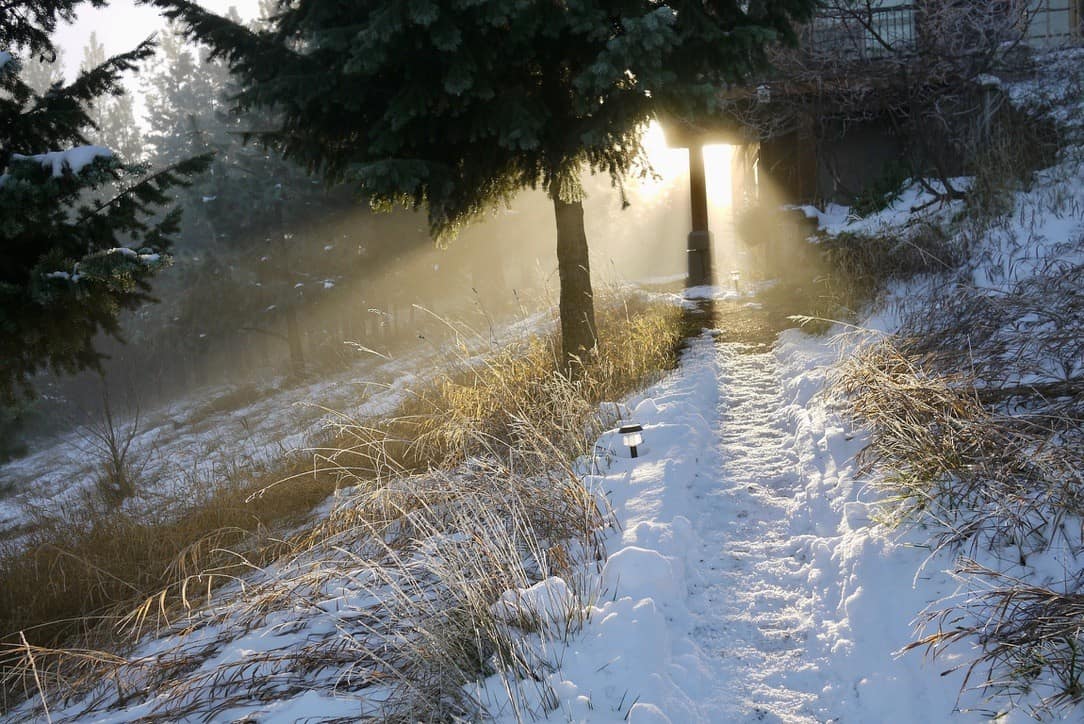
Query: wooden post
687 142 713 287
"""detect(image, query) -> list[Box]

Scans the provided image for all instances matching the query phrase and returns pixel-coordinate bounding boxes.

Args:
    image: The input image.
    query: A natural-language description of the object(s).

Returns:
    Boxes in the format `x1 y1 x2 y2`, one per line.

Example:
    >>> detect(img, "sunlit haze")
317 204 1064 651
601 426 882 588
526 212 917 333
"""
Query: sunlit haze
53 0 262 80
639 121 689 189
39 7 745 392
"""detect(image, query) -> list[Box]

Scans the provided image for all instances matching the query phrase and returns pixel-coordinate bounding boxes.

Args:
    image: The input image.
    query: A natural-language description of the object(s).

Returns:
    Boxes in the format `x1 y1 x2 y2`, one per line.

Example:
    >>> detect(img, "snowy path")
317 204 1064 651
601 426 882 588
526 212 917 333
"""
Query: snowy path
688 341 818 722
503 327 976 724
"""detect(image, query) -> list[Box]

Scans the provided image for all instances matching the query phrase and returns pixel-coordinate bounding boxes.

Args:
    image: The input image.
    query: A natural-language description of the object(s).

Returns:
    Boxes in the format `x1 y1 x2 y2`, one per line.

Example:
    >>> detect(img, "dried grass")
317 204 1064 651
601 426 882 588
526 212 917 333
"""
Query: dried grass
837 224 1084 717
839 338 1084 558
812 222 960 322
907 560 1084 719
0 292 685 720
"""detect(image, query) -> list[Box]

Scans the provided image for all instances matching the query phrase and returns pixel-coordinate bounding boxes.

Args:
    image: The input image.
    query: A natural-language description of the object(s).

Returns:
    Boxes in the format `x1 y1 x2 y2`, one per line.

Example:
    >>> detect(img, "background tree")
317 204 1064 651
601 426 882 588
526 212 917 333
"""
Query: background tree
142 25 231 171
137 20 366 379
141 25 234 250
18 44 65 94
140 21 342 252
143 0 813 371
82 32 144 161
0 8 210 402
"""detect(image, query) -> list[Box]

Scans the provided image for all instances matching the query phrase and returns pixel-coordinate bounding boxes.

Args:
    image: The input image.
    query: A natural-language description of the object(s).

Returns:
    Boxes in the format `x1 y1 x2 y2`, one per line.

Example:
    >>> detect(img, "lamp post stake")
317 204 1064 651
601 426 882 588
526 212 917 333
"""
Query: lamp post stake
687 142 713 287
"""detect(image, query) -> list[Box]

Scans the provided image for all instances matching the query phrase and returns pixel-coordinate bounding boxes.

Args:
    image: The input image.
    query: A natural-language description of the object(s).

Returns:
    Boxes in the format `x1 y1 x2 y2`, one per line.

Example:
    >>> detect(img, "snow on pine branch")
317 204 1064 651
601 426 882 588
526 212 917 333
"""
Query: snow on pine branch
104 247 162 263
10 145 113 178
44 249 166 284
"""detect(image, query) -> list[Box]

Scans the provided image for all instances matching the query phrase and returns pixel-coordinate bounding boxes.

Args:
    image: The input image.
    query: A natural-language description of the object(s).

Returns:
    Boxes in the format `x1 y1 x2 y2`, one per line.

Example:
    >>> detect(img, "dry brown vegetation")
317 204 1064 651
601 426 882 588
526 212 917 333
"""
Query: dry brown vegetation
839 339 1084 556
0 292 685 718
836 241 1084 716
908 560 1084 719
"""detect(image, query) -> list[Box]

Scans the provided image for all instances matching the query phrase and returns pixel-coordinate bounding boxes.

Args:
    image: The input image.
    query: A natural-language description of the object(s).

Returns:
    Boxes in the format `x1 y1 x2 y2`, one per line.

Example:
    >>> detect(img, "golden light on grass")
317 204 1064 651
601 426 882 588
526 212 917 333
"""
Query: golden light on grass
0 292 687 722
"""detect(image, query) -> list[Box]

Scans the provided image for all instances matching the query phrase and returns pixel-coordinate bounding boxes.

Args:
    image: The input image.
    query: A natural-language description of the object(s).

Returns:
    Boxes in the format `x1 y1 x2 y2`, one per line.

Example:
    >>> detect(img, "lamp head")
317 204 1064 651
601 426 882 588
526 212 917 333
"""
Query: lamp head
619 423 644 449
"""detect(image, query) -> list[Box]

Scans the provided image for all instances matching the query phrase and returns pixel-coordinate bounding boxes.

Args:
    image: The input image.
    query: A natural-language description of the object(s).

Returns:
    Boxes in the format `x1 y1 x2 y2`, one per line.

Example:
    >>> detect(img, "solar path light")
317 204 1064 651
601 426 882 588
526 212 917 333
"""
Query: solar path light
619 423 644 458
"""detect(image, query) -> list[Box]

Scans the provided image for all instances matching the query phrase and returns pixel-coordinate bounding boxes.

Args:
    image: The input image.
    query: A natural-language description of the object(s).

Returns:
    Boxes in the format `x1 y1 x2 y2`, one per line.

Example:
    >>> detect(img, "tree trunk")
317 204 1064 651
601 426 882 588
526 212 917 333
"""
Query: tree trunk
274 196 305 379
552 193 597 373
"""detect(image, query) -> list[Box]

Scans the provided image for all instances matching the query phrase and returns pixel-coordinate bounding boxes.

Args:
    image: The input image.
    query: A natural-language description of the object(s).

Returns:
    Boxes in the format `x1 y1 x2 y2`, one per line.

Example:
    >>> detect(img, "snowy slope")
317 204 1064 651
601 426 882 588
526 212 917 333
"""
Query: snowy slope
14 320 974 724
0 346 423 536
13 301 1078 722
0 308 553 541
468 327 985 723
7 45 1082 724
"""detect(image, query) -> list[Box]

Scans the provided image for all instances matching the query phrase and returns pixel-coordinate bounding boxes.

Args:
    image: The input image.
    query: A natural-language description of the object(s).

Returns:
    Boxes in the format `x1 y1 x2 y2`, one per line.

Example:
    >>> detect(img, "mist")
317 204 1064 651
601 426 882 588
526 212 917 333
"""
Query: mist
18 147 739 438
9 10 767 447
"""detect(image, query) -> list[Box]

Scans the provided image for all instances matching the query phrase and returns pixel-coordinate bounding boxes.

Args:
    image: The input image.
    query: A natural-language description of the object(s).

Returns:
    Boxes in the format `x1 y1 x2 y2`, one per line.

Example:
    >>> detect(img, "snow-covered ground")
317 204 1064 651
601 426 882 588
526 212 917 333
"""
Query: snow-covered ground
12 265 1081 721
465 327 979 723
18 311 1028 723
0 308 556 541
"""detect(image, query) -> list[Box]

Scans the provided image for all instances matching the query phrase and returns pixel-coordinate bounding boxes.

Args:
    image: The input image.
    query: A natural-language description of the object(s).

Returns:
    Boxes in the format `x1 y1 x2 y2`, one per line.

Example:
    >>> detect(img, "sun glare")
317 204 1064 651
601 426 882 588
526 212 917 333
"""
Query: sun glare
640 121 689 184
704 144 734 209
637 121 734 208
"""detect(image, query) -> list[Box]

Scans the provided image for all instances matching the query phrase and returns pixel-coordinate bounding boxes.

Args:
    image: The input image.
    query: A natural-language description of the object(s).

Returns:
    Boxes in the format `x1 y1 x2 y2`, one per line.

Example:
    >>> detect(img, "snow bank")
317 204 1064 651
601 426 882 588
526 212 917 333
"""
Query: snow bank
797 177 971 238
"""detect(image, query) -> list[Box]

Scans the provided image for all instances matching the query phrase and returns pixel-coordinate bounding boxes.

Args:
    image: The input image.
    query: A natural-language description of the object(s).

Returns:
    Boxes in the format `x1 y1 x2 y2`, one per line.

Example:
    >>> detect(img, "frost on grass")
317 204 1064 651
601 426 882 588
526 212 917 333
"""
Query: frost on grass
828 47 1084 720
5 457 608 722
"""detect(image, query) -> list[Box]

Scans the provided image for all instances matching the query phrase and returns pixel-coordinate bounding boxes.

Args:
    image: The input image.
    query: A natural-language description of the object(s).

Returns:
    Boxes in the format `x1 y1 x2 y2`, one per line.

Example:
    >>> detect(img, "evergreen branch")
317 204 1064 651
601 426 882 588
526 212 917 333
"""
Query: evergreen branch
136 0 299 68
78 152 213 224
0 0 106 57
59 39 157 107
8 41 158 158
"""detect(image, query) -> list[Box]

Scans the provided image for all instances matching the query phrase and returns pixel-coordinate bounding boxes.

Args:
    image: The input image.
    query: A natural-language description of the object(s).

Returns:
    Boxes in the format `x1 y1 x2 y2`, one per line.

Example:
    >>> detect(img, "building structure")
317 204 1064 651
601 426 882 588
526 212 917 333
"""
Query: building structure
666 0 1082 286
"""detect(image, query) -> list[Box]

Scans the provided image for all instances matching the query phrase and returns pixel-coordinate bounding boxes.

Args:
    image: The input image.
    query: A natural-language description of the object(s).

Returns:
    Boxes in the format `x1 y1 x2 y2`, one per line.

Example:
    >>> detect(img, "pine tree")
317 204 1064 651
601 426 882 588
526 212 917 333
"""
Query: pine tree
82 33 144 161
138 20 360 377
19 45 65 94
140 27 230 249
0 9 211 402
142 27 231 168
145 0 813 370
140 22 320 244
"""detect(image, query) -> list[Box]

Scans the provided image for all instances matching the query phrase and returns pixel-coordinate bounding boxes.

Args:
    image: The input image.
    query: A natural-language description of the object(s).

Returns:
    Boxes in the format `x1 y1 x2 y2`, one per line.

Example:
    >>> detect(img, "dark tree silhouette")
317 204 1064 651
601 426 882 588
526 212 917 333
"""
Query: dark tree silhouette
143 0 813 370
0 5 210 401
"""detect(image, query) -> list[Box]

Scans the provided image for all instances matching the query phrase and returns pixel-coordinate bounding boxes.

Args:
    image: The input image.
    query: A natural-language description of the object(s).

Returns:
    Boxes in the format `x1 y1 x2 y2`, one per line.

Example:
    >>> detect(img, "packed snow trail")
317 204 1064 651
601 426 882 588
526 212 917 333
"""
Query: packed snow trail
485 320 983 724
687 340 819 721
